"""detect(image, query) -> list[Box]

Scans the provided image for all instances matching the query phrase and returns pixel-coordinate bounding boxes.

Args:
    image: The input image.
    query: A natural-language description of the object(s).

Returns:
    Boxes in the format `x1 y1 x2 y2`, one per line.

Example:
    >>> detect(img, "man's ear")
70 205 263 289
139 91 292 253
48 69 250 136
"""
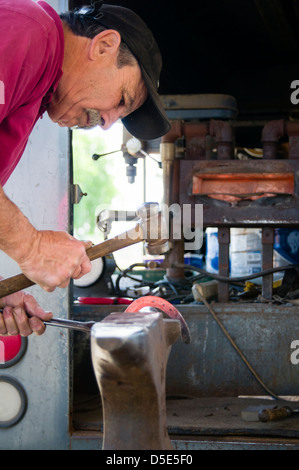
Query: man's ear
89 30 121 60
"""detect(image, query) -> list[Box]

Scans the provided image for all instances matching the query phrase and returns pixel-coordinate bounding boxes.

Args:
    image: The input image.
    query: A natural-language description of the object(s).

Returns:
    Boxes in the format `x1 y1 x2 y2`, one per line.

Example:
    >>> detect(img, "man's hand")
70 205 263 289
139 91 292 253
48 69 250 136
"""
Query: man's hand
0 291 53 336
18 230 92 292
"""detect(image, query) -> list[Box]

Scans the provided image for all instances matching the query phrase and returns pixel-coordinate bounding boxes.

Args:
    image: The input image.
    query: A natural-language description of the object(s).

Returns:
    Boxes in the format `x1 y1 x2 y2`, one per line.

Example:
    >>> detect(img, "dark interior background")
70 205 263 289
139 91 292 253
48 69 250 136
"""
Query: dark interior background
68 0 299 121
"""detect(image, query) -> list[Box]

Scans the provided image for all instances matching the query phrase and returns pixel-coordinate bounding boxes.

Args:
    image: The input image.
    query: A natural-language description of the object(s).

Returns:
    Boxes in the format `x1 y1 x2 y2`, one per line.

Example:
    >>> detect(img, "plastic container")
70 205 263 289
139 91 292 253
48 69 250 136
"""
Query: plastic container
205 228 221 274
274 229 299 266
206 228 262 276
230 228 262 277
206 227 298 282
184 253 204 269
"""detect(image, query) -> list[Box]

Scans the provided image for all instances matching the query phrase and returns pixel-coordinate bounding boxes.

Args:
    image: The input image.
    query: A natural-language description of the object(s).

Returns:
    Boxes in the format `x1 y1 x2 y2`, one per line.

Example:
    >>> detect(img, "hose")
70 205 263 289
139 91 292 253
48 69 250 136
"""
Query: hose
171 263 299 283
195 290 282 401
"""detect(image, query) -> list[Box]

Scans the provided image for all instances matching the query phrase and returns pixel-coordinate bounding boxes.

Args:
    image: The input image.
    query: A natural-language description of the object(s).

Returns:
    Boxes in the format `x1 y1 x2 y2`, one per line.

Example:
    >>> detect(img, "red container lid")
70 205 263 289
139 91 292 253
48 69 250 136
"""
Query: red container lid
77 297 133 305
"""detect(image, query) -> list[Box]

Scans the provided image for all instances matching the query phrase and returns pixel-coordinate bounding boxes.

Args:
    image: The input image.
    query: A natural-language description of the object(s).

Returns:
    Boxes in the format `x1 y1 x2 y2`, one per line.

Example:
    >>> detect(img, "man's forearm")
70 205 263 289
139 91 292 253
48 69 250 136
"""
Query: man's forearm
0 184 92 291
0 184 37 264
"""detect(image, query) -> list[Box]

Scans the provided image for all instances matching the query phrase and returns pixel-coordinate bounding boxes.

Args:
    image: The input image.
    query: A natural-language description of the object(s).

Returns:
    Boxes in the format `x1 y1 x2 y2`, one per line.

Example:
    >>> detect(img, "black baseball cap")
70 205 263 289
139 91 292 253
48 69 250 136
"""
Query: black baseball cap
74 1 171 140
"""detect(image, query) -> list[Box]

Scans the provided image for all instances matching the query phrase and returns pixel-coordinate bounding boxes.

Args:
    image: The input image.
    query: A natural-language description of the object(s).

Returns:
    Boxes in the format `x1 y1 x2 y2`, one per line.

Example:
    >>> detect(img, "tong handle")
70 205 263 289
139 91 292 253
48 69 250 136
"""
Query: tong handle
44 317 95 333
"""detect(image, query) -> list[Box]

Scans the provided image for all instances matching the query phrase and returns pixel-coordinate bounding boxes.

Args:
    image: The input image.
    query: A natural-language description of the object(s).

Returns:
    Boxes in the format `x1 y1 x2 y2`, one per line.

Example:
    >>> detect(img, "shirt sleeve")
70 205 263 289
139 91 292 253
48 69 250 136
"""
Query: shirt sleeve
0 2 63 185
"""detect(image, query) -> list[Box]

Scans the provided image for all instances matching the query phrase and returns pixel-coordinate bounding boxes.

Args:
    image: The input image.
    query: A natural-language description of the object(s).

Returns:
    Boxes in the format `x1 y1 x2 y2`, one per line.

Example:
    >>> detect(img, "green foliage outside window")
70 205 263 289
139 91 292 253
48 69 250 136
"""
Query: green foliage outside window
72 129 118 243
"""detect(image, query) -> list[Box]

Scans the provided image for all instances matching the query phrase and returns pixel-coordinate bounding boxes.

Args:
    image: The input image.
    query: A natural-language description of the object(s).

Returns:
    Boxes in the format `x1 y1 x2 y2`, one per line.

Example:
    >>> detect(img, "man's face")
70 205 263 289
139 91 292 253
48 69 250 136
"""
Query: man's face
47 59 147 130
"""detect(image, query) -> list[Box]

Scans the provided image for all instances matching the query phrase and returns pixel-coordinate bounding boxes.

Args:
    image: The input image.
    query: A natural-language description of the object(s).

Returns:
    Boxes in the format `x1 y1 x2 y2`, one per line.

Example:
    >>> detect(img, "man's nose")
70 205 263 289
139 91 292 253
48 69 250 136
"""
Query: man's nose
100 110 122 130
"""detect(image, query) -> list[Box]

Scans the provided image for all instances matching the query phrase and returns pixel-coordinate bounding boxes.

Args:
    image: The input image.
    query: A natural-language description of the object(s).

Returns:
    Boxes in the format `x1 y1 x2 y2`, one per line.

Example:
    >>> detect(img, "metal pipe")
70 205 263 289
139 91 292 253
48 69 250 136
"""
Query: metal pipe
261 119 285 159
160 121 185 280
285 121 299 159
209 119 234 159
262 119 299 159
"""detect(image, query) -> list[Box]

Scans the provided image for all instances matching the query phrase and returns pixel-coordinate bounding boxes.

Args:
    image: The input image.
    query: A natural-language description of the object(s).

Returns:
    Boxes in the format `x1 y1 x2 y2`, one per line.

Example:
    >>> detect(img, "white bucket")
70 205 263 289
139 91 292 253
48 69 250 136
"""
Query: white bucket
230 228 262 277
205 228 283 280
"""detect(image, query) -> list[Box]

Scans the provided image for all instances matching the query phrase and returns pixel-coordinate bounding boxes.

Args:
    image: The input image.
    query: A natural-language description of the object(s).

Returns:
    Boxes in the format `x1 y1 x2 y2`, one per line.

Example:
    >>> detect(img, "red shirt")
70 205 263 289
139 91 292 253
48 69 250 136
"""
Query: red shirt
0 0 64 185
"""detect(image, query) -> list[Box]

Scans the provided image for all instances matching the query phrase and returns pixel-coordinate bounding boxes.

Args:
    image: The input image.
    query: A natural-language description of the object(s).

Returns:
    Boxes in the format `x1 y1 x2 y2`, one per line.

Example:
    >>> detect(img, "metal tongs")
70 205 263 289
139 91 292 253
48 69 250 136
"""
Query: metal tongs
44 317 96 334
1 311 95 334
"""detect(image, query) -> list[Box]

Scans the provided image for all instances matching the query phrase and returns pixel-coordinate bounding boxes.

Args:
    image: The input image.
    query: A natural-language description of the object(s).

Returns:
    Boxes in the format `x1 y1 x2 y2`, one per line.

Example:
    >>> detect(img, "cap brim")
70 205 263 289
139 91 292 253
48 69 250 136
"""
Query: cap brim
122 68 171 140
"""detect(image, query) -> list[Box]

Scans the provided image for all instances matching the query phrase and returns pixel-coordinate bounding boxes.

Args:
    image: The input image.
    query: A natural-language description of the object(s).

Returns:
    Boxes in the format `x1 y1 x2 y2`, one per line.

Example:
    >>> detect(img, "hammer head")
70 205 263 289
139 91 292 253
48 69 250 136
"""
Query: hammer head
137 202 169 255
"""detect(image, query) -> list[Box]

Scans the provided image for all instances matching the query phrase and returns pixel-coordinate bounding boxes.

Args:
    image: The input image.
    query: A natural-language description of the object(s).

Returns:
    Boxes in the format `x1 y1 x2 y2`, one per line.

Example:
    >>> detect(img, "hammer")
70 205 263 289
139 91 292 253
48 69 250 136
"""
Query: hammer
0 202 169 298
241 404 299 422
258 406 299 422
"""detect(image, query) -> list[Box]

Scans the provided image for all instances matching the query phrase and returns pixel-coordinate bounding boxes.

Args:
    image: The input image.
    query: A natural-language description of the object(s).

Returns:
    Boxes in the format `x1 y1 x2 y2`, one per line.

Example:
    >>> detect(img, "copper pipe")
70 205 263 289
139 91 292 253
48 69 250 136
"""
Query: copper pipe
161 120 182 144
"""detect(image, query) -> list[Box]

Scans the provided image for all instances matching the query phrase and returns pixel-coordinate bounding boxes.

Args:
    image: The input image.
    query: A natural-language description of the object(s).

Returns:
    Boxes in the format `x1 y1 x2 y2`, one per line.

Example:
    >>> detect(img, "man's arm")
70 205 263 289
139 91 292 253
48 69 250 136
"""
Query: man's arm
0 184 92 336
0 184 92 291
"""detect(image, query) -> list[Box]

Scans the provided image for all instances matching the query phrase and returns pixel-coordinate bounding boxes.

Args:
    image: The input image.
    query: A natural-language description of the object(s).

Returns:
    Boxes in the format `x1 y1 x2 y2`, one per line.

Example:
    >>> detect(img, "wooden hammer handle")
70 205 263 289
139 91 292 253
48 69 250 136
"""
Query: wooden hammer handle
86 224 142 260
0 224 143 298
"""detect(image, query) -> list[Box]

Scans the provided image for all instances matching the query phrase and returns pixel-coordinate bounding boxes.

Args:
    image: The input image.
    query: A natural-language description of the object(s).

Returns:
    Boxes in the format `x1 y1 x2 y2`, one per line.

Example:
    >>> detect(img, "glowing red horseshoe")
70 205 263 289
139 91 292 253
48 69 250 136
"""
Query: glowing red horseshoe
124 296 191 344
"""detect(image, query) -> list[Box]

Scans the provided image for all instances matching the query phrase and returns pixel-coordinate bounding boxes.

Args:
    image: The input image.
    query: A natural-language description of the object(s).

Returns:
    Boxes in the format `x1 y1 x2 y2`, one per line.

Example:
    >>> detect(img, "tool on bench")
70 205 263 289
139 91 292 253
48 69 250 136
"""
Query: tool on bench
258 405 299 422
0 202 169 298
241 404 299 422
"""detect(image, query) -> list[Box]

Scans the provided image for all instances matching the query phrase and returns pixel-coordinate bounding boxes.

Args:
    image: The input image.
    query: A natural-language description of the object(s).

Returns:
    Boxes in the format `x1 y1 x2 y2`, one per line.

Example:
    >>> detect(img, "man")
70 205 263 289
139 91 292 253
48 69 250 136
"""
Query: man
0 0 170 336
